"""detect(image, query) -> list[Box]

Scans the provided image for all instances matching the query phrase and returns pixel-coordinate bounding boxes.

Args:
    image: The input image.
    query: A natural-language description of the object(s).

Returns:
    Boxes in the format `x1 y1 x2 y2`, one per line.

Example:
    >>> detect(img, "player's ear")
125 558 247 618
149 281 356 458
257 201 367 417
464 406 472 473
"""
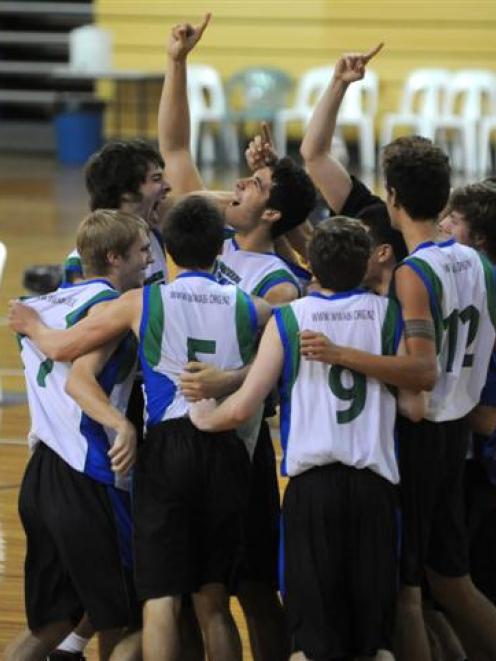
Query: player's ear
261 207 281 224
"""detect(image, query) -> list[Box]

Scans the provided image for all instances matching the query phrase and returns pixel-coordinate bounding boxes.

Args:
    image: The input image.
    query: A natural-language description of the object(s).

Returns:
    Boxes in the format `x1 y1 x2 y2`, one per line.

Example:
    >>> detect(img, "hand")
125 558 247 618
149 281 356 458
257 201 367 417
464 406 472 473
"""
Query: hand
167 13 211 61
108 420 137 476
189 398 218 430
180 361 230 401
245 122 278 172
333 43 383 84
300 329 340 364
8 300 42 335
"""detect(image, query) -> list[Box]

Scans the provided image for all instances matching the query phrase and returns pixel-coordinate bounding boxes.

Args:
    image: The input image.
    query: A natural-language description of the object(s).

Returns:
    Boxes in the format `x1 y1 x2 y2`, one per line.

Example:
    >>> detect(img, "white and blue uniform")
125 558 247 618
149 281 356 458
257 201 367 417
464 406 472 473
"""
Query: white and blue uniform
216 237 303 297
19 279 137 490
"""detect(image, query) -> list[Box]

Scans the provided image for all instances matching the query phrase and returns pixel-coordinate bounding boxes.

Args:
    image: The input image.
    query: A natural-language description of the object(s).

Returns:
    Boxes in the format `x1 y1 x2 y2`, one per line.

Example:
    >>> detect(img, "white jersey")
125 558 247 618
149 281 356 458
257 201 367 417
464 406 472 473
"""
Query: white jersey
18 279 137 489
400 239 496 421
215 237 302 297
62 228 167 285
274 289 402 483
139 271 260 452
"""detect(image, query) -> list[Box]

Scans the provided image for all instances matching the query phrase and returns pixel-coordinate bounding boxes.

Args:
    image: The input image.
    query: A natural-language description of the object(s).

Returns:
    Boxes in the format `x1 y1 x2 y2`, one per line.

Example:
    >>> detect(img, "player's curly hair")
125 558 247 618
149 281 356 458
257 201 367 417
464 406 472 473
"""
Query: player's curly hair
266 157 317 238
444 180 496 262
85 139 164 210
309 216 371 291
382 136 450 220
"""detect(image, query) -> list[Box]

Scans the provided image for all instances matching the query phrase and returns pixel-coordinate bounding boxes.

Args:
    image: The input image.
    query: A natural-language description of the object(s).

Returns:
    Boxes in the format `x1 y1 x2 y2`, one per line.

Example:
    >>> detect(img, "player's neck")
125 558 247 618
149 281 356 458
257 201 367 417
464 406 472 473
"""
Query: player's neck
234 227 274 254
401 218 438 254
83 271 122 291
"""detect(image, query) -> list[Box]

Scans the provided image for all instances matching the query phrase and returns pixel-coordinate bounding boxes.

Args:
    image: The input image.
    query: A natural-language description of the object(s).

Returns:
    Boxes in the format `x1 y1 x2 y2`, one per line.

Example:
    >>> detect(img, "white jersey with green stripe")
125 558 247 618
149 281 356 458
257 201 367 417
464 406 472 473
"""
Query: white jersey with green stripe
274 290 402 483
18 279 137 490
401 239 496 422
139 271 259 428
215 237 302 297
62 229 167 285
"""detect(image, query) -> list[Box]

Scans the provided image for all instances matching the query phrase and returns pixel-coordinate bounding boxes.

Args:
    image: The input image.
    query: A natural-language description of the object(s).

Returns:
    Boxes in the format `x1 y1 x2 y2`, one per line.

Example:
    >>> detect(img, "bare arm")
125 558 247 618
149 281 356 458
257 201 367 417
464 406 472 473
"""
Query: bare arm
158 14 210 193
66 340 137 475
189 316 283 431
300 44 383 213
9 290 142 362
264 282 299 305
395 336 428 421
300 267 438 392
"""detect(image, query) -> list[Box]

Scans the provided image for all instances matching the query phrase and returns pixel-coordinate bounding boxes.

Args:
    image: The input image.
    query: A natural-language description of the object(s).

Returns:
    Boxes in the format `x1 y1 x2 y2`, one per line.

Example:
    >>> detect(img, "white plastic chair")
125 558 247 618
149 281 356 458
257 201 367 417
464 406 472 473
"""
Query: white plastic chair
274 66 331 155
337 69 379 171
479 115 496 173
187 64 237 164
380 69 452 147
275 66 377 169
430 70 496 174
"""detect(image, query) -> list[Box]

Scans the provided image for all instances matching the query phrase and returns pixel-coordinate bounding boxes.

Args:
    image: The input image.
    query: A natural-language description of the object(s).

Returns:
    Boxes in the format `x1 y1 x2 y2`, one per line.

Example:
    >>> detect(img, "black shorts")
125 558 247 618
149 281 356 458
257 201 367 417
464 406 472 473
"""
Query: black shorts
133 418 250 601
240 419 280 587
283 463 398 660
397 415 469 585
19 443 139 632
465 456 496 605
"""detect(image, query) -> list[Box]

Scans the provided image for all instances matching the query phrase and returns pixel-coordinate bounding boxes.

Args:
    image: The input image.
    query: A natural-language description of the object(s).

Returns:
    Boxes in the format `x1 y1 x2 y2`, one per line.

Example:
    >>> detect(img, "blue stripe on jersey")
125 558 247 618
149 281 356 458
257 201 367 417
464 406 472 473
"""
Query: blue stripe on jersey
480 351 496 406
274 308 292 477
106 485 133 570
81 351 121 485
308 288 367 302
151 227 165 250
437 238 456 248
139 285 177 425
176 271 218 282
257 276 300 298
410 240 436 254
141 365 177 426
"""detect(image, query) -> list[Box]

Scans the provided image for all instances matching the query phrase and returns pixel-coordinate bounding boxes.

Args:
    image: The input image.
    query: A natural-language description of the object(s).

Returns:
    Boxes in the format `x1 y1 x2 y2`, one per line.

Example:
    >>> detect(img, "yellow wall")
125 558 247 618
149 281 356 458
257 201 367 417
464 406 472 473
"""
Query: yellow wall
96 0 496 138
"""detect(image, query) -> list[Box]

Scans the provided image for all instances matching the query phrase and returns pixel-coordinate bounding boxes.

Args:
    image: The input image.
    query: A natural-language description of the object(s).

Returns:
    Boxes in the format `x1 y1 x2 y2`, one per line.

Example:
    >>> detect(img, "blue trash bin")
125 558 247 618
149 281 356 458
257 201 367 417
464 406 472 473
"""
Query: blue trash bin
54 96 105 166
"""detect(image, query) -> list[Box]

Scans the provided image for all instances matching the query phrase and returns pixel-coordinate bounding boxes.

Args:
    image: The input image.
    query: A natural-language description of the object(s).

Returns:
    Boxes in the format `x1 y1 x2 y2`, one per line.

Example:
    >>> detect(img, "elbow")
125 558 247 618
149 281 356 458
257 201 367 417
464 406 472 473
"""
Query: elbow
231 400 254 427
65 373 77 399
421 364 438 392
299 140 317 164
51 347 75 362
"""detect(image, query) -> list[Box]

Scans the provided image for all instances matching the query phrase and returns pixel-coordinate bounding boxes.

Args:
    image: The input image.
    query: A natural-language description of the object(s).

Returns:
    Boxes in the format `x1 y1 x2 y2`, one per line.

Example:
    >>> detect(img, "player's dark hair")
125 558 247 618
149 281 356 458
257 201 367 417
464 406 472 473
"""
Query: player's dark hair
85 139 164 210
356 203 408 262
309 216 371 291
382 136 450 220
163 195 224 269
266 157 317 237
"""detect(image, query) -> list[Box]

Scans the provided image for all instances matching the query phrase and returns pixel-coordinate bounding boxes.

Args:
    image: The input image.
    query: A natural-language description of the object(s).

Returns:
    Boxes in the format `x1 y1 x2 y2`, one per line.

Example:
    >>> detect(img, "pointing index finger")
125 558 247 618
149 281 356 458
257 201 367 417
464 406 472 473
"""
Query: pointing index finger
363 42 384 63
197 12 212 37
261 121 273 146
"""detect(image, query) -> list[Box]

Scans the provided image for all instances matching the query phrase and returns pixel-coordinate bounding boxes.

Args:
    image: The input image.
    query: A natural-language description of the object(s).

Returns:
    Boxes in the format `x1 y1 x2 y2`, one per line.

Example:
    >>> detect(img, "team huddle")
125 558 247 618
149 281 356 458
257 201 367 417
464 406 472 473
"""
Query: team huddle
6 13 496 661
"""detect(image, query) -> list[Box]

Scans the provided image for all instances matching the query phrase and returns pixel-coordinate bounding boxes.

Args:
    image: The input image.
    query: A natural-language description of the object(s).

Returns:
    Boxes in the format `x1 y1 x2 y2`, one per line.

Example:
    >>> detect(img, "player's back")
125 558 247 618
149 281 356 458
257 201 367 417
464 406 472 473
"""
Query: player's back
274 289 402 483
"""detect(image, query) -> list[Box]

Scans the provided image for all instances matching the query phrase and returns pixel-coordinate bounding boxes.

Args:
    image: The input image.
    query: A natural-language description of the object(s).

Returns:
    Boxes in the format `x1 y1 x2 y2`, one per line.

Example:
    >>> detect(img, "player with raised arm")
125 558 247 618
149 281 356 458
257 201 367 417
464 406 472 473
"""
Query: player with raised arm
159 15 316 660
301 137 496 661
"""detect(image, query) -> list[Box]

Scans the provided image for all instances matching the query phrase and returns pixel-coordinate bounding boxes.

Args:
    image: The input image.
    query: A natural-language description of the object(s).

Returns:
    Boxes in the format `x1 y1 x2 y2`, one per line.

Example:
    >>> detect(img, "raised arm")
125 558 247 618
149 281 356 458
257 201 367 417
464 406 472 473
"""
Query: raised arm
158 13 211 194
9 290 142 362
65 340 137 476
300 43 383 213
300 266 438 392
